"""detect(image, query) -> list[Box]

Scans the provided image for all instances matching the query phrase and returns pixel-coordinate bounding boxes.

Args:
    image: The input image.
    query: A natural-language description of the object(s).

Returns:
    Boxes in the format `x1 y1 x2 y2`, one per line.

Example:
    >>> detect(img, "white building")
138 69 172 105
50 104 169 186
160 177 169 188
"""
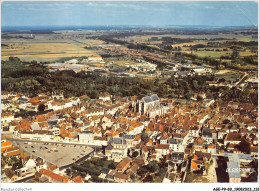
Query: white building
78 131 94 144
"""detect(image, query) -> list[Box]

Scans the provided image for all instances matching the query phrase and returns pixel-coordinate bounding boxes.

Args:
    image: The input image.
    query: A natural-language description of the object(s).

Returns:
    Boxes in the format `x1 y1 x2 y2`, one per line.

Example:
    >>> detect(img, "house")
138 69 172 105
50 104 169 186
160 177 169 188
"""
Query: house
4 146 20 156
160 136 168 144
127 163 140 176
4 169 18 183
108 137 128 162
124 134 134 147
19 130 54 141
133 158 145 167
1 141 12 152
155 144 170 159
114 172 129 183
224 133 242 146
168 152 186 175
105 144 113 157
39 168 70 183
198 113 209 124
25 159 36 170
78 131 94 144
218 129 227 140
105 170 116 181
247 123 257 131
1 112 15 124
227 144 240 153
169 138 184 152
99 92 111 101
207 145 217 154
202 128 213 143
128 121 144 135
72 176 84 183
190 159 205 173
189 127 199 137
47 165 59 174
36 157 47 172
116 157 131 172
133 135 141 145
193 138 204 151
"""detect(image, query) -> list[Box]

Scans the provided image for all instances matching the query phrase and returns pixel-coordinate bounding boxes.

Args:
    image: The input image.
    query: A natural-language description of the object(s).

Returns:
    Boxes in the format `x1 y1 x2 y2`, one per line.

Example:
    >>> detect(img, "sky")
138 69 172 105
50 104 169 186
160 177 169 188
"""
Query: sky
1 1 258 27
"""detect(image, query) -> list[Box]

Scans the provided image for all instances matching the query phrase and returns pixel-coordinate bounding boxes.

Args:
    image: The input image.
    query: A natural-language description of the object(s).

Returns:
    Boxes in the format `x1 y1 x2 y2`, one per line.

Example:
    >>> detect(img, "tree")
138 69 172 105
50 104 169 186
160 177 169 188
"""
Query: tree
143 175 153 182
147 161 159 173
38 103 45 112
141 132 149 143
130 174 136 181
238 140 250 154
12 159 23 170
137 167 148 176
108 162 116 170
231 47 239 59
65 168 71 176
132 151 139 158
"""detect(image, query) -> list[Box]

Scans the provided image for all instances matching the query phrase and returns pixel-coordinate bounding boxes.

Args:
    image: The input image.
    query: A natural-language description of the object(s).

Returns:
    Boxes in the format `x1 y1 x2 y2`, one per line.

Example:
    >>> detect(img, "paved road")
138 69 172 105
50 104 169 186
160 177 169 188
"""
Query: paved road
233 73 248 87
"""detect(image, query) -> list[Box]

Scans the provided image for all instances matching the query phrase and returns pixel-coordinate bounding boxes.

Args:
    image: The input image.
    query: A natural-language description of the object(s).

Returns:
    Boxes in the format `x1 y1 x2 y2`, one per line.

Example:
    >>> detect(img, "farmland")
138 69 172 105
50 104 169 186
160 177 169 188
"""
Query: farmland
1 34 103 62
122 30 258 63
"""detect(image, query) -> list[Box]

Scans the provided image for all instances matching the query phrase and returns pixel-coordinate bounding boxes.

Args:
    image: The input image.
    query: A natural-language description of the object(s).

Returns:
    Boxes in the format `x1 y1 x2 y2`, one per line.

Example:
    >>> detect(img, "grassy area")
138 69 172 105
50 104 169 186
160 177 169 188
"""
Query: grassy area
215 72 241 82
185 171 207 183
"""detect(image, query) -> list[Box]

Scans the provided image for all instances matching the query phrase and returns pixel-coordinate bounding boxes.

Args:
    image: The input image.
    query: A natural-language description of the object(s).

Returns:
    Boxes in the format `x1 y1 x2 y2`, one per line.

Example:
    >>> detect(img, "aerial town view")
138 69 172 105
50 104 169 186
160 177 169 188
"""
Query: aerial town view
1 1 259 189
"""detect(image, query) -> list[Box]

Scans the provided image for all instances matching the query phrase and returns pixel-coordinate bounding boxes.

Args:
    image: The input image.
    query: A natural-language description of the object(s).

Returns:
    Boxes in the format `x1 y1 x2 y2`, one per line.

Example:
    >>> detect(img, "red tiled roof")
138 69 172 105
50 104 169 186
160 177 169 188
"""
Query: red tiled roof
115 172 128 180
116 157 131 171
40 168 69 183
155 144 169 150
6 150 21 157
250 146 258 153
225 133 241 141
72 176 84 183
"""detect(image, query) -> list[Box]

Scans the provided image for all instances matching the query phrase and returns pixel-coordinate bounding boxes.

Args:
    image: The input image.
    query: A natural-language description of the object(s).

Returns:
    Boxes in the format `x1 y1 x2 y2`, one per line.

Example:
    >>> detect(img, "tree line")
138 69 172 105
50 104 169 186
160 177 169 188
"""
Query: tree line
1 57 257 105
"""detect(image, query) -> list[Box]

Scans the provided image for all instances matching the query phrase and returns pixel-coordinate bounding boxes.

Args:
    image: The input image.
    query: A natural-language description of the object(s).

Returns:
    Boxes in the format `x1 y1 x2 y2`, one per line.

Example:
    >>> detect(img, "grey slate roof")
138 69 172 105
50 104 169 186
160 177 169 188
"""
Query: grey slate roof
169 138 177 144
48 120 58 127
143 96 152 103
125 135 134 139
171 152 184 161
105 174 114 180
81 131 94 134
151 94 159 101
113 137 126 144
105 144 113 150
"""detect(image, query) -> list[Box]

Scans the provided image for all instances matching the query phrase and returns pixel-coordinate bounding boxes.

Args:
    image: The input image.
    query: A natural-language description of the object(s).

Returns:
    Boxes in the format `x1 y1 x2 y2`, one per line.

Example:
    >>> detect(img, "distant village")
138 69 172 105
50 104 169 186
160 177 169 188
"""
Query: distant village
43 53 214 79
1 90 258 183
